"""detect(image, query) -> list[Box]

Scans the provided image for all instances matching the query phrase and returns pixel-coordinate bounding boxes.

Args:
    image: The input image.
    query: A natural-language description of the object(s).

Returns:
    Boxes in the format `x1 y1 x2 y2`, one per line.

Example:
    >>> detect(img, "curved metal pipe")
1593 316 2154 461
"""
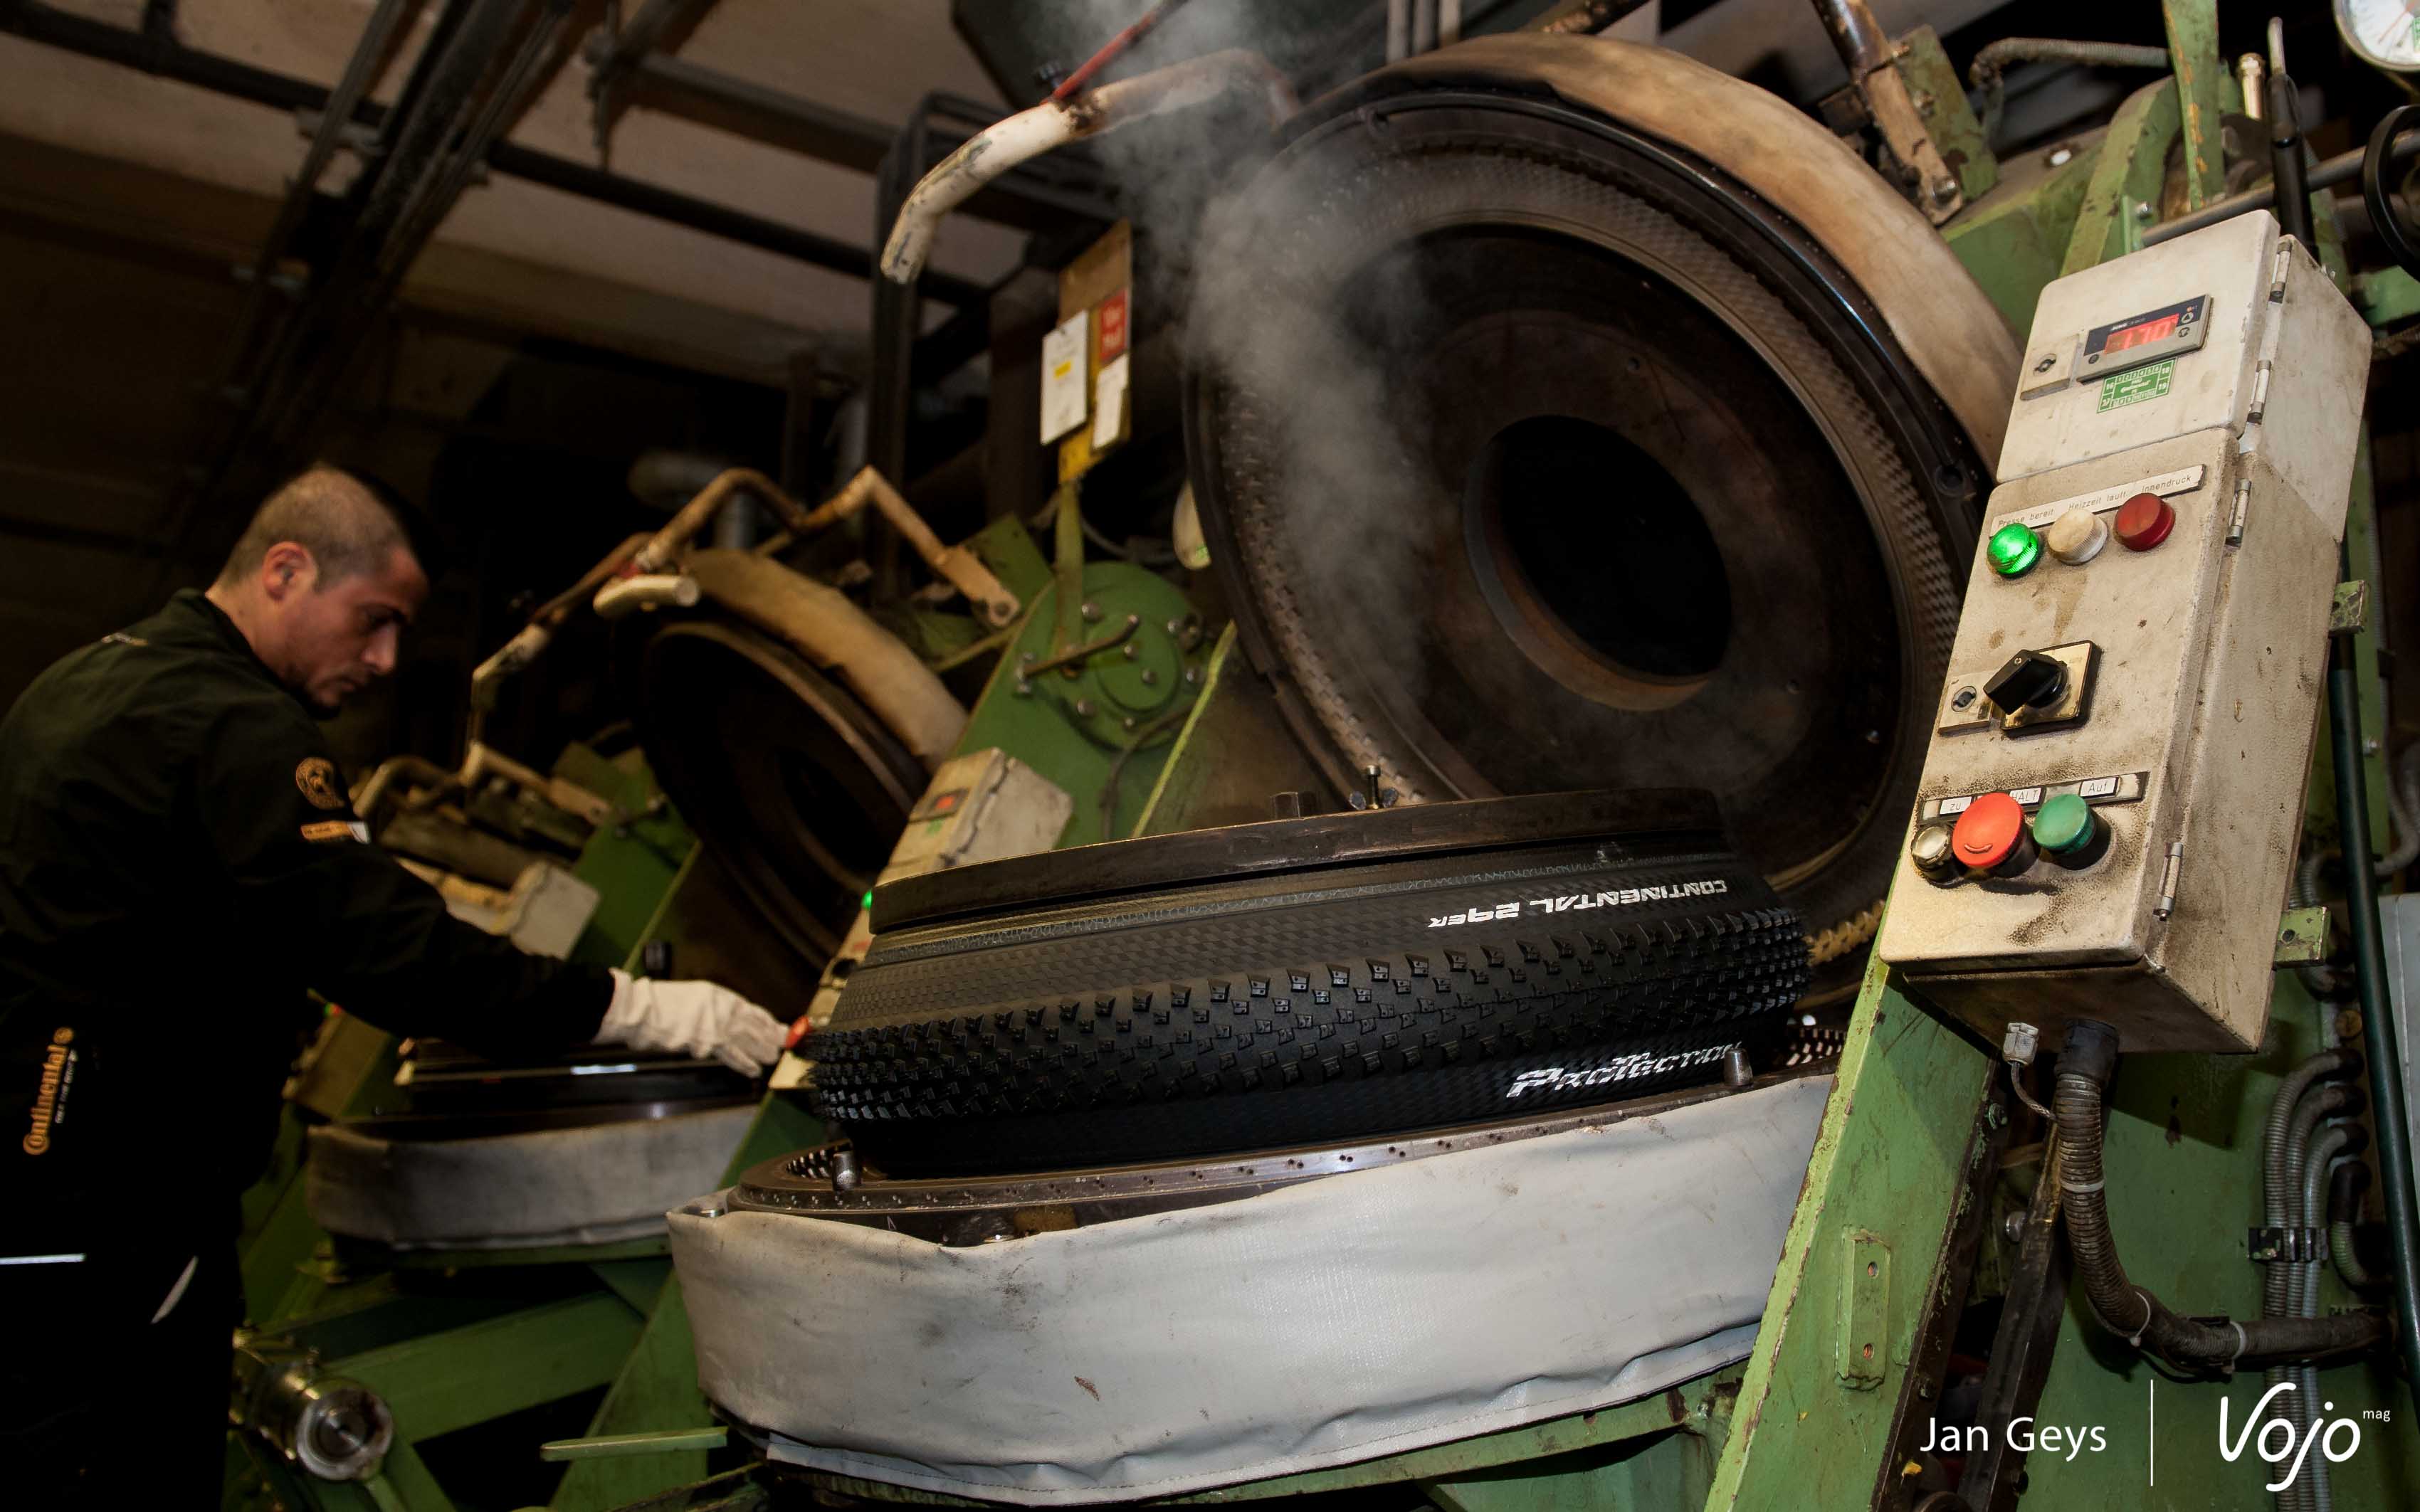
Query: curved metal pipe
594 574 702 620
880 51 1295 285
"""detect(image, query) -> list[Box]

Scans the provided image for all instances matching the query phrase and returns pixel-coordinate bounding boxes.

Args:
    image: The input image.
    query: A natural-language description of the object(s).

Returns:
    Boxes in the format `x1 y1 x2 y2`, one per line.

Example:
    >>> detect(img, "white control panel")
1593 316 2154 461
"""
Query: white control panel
1876 212 2369 1052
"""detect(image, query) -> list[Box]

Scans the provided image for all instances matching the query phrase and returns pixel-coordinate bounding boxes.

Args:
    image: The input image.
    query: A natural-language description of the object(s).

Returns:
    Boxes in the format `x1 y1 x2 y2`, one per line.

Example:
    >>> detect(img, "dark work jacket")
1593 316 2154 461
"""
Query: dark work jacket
0 591 609 1286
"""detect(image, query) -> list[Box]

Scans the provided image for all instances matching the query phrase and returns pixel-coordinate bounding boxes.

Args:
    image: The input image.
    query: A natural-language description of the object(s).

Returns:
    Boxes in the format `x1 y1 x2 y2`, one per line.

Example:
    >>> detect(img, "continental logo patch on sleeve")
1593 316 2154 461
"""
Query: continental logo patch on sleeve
300 819 369 844
295 756 347 810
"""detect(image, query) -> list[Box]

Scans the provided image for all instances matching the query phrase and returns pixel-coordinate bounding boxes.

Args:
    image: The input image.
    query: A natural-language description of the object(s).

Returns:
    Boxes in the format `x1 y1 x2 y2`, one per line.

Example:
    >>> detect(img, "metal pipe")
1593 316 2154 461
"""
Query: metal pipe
1411 0 1436 56
1812 0 1894 79
2239 53 2266 122
880 50 1296 285
633 468 821 574
1526 0 1653 33
796 467 1022 627
2328 585 2420 1402
0 0 979 303
2147 129 2420 246
216 0 415 388
1386 0 1409 62
591 573 700 619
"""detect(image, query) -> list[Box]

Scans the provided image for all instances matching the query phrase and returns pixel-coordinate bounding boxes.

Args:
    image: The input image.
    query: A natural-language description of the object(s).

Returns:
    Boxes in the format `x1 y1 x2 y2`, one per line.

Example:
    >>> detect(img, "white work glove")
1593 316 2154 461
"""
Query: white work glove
596 968 787 1076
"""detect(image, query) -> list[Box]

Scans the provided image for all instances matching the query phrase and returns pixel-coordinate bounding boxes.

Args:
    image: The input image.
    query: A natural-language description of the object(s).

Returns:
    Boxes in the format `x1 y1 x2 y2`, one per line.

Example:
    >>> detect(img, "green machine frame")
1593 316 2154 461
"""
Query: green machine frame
239 9 2420 1506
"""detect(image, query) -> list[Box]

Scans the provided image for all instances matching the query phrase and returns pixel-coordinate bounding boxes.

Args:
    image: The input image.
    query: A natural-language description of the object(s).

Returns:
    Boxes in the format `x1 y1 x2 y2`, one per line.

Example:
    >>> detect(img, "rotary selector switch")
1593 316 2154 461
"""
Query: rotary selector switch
1985 649 2068 713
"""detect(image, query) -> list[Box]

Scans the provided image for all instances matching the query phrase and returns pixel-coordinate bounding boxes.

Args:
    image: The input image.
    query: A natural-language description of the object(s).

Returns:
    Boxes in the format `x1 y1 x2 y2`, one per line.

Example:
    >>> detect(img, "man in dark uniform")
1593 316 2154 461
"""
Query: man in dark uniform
0 467 785 1501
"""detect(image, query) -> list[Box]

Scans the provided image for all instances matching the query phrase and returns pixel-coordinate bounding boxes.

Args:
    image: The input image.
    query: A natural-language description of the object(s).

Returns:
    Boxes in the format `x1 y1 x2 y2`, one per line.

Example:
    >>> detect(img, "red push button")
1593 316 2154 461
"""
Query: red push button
1951 792 2027 871
2115 492 2175 551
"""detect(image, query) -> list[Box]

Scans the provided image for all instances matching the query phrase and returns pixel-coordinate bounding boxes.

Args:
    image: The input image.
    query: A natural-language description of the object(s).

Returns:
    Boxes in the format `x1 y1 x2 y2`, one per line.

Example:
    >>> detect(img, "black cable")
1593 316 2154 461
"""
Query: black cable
2053 1021 2388 1373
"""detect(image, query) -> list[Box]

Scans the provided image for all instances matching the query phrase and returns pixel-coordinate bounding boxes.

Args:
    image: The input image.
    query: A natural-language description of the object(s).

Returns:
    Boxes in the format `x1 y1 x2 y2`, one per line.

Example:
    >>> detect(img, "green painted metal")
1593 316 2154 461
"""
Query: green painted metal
793 1366 1746 1508
339 1291 645 1444
550 1094 826 1511
1706 954 1994 1511
947 561 1206 846
2160 0 2226 209
2019 998 2419 1508
1944 137 2098 339
2356 267 2420 327
1895 26 1996 203
542 1428 729 1461
361 1235 674 1271
557 746 698 973
2062 79 2182 276
962 511 1057 605
1132 625 1330 837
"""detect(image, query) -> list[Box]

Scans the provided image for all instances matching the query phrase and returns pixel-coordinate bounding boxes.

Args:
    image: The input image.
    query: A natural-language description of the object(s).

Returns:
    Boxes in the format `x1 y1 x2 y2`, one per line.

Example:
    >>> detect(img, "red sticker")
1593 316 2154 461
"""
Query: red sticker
1096 289 1130 364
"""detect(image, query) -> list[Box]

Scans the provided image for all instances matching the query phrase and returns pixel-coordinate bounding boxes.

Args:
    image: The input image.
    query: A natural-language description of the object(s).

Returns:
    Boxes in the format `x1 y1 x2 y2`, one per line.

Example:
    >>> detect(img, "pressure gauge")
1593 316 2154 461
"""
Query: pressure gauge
2339 0 2420 73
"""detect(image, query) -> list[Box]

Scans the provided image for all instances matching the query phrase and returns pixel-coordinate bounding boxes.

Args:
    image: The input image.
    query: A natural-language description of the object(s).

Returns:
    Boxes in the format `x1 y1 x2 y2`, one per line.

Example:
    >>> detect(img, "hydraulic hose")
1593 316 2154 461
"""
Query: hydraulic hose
2056 1021 2388 1373
1968 38 2170 147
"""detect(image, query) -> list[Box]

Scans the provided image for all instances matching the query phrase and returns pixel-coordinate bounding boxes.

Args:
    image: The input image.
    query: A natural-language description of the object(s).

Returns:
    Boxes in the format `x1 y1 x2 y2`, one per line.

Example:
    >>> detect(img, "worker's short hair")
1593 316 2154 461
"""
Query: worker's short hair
213 466 421 589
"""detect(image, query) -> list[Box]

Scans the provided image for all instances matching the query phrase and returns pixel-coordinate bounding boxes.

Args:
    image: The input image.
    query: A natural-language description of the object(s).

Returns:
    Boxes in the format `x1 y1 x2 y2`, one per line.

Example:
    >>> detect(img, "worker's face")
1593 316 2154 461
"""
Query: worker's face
261 543 428 714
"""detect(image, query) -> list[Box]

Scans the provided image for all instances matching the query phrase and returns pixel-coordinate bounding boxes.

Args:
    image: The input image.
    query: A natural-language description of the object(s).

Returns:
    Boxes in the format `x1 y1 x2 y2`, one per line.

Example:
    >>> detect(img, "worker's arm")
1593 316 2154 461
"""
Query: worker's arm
191 700 782 1072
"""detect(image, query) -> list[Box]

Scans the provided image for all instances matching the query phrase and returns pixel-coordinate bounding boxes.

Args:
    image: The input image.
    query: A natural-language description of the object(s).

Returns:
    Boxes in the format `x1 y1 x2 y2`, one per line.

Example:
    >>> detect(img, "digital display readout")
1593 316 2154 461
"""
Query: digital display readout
2080 293 2209 379
2104 312 2180 351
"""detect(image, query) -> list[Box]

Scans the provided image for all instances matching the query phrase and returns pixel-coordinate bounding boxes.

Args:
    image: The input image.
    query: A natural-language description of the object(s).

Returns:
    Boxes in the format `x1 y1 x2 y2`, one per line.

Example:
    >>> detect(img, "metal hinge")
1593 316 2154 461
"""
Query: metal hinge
2153 841 2184 920
2248 1226 2327 1263
2269 244 2292 303
2227 477 2251 546
2246 360 2273 425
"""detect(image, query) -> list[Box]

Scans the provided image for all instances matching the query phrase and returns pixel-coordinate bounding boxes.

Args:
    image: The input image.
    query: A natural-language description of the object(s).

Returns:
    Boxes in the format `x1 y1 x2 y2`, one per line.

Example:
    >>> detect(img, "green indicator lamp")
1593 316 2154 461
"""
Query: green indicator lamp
861 890 875 911
1987 522 2043 578
2031 792 2110 868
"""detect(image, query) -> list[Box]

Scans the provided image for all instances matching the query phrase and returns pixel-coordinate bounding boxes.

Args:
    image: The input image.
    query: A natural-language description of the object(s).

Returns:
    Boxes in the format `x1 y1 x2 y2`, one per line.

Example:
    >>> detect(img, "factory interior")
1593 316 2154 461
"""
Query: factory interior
10 0 2420 1507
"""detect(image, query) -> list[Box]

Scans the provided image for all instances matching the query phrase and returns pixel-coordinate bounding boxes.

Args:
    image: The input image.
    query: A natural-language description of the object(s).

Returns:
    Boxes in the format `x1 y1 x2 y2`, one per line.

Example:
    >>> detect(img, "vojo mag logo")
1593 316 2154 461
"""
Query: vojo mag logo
1913 1378 2386 1491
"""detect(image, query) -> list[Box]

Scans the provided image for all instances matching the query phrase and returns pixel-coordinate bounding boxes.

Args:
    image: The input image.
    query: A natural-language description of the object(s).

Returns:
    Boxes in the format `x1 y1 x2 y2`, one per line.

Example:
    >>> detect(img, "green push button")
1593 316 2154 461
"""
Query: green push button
1987 522 2043 578
2031 792 2110 869
2032 793 2093 852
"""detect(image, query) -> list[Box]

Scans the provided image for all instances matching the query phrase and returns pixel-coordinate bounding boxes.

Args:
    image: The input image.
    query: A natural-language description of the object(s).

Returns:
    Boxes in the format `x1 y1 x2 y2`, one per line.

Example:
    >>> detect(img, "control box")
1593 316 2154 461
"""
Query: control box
1876 212 2369 1052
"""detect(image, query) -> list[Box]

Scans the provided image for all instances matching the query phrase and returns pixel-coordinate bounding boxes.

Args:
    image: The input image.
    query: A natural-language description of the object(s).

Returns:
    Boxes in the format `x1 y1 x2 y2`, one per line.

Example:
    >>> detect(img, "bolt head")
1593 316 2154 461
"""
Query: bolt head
1182 667 1199 685
1122 716 1137 731
2046 146 2074 167
1075 699 1096 717
2133 200 2154 221
1080 601 1103 623
2003 1210 2026 1243
1122 643 1140 660
1140 667 1157 684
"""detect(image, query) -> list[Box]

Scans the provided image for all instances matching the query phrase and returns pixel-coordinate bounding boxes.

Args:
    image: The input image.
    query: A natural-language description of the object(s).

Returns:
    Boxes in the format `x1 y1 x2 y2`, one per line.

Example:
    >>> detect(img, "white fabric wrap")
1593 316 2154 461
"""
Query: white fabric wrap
670 1073 1831 1503
307 1104 755 1251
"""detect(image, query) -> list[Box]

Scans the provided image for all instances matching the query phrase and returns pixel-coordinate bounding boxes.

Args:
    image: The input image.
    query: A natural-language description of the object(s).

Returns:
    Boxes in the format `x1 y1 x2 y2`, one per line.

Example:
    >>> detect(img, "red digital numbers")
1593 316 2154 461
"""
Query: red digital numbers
2105 313 2179 352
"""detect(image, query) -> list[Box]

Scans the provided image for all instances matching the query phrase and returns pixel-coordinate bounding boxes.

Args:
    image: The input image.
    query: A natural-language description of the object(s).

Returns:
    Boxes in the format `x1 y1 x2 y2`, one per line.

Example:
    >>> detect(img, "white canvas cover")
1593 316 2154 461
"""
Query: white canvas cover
670 1073 1830 1503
